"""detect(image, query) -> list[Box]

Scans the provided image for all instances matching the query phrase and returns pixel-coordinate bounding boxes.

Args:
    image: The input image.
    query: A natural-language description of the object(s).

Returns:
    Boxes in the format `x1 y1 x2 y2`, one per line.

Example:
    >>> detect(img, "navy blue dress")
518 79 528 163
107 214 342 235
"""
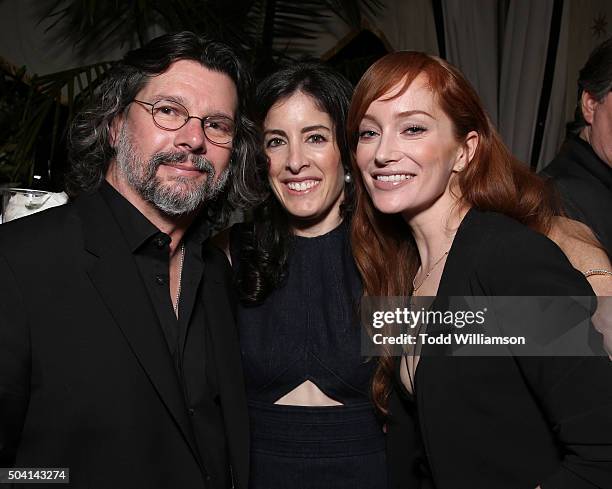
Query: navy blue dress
232 221 387 489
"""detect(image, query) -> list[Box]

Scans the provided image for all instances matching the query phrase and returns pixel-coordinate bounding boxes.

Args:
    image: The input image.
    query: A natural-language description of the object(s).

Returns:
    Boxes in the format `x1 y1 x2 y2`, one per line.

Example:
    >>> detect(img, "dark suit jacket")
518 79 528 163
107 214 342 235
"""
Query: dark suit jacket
387 208 612 489
0 189 249 489
541 135 612 259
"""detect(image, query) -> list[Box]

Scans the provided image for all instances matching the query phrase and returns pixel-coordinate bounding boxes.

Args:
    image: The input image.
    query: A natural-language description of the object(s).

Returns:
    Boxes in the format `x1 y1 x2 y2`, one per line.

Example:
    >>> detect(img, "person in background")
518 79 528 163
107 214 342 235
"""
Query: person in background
348 51 612 489
217 63 387 489
542 37 612 265
0 32 258 489
541 37 612 350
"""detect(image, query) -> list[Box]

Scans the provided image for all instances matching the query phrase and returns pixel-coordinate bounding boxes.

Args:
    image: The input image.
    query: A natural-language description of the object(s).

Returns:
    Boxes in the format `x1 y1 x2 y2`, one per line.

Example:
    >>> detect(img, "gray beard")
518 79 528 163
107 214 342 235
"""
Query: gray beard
114 127 230 216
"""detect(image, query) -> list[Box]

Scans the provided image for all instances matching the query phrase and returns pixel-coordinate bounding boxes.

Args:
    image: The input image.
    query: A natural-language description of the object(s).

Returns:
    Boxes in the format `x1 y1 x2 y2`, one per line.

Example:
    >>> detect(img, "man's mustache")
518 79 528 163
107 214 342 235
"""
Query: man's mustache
149 152 215 174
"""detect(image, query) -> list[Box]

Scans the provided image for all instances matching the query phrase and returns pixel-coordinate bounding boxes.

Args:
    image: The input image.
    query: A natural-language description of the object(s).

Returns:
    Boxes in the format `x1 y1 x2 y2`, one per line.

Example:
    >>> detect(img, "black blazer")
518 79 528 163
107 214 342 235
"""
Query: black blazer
0 190 249 489
387 208 612 489
541 135 612 258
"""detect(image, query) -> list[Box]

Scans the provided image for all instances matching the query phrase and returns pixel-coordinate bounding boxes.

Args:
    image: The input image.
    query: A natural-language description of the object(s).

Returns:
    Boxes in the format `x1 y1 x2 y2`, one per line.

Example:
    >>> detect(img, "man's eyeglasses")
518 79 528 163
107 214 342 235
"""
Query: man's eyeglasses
132 99 235 145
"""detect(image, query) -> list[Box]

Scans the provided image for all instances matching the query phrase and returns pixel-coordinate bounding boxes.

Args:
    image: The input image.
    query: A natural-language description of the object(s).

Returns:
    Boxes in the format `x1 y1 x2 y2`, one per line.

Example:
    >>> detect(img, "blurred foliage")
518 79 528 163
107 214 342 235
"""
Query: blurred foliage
0 61 113 188
0 64 30 185
326 29 390 84
0 0 383 189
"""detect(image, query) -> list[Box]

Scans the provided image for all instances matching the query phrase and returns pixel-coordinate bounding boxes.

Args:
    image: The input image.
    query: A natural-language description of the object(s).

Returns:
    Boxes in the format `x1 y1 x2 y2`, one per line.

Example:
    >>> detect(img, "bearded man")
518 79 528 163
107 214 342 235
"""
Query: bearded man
0 31 259 489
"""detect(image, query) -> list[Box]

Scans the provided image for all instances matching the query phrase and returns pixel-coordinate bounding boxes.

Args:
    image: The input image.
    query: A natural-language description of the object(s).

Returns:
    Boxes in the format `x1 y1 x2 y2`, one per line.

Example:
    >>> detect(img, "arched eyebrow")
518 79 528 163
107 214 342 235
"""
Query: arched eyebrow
263 129 287 137
361 110 434 123
301 124 331 133
263 125 331 137
396 110 434 119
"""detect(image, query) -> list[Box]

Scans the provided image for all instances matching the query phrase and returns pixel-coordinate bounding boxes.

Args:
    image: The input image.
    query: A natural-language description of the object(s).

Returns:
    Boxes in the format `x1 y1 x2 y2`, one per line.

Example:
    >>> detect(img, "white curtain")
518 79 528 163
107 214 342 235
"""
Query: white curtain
498 0 555 165
538 0 571 170
441 0 557 166
372 0 439 54
442 0 500 126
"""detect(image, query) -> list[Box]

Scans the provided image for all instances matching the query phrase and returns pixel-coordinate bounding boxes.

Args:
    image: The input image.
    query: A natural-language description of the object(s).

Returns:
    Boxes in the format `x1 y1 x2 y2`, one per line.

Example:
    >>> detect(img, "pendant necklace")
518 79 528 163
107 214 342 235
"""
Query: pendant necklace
412 249 450 294
174 242 185 317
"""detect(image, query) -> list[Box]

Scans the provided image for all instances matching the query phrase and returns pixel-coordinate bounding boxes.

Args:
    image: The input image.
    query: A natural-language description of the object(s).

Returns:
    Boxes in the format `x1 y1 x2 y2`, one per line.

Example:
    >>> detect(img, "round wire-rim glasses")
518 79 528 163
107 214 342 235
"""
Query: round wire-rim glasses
133 99 235 145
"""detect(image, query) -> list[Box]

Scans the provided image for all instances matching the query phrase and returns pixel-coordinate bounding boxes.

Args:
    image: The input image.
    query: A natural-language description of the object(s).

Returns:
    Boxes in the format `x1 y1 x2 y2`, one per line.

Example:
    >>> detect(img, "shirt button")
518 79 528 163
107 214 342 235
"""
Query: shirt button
188 408 195 416
155 275 165 285
154 236 167 249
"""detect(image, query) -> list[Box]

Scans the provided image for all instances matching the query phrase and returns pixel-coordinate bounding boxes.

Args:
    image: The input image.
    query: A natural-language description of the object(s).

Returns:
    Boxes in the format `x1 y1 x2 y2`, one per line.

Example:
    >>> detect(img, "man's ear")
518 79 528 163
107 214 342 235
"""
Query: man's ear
454 130 479 172
109 115 124 148
581 91 598 125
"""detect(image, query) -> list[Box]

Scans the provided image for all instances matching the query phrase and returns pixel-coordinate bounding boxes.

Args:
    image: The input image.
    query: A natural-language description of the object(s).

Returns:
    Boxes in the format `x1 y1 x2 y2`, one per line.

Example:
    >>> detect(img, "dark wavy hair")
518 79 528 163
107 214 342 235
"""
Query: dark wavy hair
237 62 354 304
568 36 612 135
66 31 261 222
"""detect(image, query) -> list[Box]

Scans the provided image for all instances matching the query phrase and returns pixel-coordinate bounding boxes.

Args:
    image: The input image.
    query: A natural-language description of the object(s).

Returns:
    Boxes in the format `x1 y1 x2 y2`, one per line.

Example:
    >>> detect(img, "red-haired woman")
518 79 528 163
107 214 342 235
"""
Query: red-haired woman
348 52 612 489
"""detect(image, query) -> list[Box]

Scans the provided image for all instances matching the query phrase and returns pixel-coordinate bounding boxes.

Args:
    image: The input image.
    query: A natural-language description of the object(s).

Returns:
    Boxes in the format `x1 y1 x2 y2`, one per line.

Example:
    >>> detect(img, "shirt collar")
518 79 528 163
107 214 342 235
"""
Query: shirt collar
99 180 211 252
99 181 161 252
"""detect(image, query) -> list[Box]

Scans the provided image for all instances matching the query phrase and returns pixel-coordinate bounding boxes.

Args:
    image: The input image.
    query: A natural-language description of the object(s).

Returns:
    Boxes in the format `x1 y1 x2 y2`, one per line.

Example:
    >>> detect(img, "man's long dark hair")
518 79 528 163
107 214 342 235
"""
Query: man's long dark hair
66 31 262 221
237 62 354 305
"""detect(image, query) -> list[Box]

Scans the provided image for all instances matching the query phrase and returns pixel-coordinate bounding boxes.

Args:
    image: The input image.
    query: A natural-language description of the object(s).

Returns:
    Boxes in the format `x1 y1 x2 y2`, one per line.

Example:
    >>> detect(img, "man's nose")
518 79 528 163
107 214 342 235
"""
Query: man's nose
174 117 207 154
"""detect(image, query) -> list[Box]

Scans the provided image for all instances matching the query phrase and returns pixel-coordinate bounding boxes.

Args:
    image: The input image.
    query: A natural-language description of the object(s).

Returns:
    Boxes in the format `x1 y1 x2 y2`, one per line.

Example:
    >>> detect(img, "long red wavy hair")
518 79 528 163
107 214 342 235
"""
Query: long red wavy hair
347 52 559 415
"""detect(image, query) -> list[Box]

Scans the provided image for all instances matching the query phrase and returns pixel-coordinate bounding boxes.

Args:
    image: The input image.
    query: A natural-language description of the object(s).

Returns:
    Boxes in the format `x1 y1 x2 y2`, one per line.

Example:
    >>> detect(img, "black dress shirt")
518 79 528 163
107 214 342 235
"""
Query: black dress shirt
99 182 228 484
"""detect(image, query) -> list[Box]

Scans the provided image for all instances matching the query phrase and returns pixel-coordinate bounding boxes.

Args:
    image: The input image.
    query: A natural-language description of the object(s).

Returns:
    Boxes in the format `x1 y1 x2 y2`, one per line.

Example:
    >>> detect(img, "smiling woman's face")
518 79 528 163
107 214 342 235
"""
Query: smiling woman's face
355 73 466 220
264 91 345 236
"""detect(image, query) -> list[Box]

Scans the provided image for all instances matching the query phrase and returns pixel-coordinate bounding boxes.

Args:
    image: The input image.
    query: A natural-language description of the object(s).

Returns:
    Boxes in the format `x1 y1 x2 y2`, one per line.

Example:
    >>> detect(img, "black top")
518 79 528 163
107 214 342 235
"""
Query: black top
541 135 612 258
234 220 375 404
386 208 612 489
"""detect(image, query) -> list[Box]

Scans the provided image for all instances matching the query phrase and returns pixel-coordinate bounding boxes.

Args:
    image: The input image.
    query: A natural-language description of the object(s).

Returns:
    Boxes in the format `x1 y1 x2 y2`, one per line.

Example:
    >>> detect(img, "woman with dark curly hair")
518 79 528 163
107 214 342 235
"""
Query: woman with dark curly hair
348 51 612 489
218 63 387 489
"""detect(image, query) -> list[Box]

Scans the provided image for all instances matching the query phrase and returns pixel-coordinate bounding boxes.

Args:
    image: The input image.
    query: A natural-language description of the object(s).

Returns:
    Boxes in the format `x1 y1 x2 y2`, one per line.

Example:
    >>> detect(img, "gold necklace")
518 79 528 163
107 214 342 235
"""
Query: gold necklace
412 249 450 294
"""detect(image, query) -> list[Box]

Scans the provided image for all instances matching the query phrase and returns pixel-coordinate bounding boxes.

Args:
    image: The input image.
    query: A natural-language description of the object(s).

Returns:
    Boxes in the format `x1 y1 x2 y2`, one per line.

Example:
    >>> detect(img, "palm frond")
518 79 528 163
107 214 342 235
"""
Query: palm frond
8 61 113 185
